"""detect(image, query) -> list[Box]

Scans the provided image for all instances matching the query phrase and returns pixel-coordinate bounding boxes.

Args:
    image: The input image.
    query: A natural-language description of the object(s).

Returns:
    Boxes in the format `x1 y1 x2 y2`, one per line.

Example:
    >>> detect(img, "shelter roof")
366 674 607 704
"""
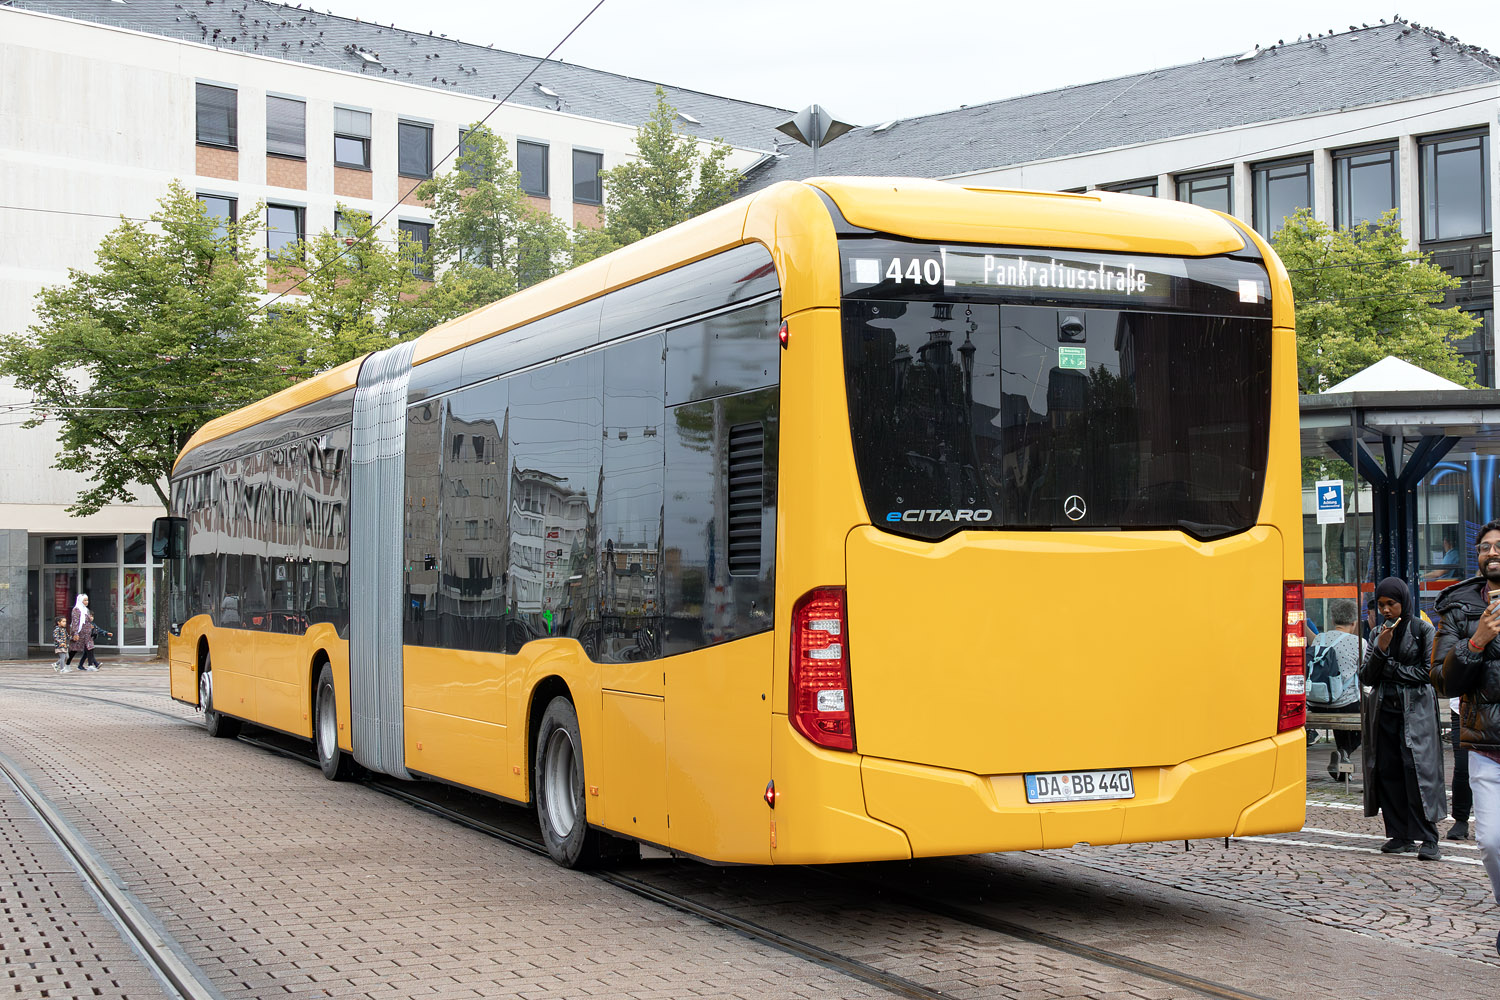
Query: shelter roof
1323 355 1468 393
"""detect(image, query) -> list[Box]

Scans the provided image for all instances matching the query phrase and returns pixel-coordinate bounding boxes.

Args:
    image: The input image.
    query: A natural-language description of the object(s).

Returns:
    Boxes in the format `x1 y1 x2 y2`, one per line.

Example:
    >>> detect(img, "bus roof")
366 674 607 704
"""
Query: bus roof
175 177 1278 470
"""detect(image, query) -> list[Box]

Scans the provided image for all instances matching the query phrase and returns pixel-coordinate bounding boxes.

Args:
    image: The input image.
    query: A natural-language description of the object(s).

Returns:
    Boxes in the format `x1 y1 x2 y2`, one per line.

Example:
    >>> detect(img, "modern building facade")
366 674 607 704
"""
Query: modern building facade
748 22 1497 382
1 0 786 655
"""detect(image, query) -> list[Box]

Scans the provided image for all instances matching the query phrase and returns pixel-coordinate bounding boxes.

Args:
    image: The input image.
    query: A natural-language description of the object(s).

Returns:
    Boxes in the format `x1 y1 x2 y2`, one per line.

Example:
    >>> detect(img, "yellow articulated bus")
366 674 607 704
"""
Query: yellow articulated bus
155 177 1306 868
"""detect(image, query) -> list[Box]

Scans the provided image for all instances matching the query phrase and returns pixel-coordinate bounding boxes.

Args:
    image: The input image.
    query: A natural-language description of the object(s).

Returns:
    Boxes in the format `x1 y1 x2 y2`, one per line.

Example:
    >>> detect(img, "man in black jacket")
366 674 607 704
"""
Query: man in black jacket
1435 518 1500 957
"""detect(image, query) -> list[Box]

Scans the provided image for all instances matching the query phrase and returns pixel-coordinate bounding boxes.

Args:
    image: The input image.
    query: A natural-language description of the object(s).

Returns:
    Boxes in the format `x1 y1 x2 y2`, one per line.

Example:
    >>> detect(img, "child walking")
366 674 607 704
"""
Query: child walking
53 616 72 673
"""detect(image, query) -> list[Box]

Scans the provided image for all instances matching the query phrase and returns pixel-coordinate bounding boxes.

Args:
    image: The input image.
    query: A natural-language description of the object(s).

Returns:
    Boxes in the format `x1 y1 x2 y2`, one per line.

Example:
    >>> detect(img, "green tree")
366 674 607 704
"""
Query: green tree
580 87 742 260
1272 208 1481 393
266 208 429 369
0 182 309 514
415 123 571 322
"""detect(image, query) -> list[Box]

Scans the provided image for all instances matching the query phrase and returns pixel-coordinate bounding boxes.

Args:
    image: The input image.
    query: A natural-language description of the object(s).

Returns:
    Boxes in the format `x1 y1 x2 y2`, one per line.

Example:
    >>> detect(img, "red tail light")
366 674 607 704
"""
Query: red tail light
1279 580 1307 732
790 587 855 752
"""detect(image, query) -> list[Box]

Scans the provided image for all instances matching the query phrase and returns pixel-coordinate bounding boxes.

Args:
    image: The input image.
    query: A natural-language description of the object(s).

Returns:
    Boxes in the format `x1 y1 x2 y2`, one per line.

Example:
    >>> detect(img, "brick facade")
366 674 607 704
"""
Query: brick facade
526 195 551 217
398 177 430 207
573 202 601 229
334 166 372 199
195 145 238 181
266 155 306 190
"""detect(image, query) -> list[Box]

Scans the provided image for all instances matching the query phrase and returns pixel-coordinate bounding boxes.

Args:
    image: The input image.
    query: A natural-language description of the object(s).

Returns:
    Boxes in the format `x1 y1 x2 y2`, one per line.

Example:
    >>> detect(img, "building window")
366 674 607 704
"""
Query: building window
334 108 372 169
266 96 306 159
399 220 433 279
573 149 603 204
518 141 549 197
398 120 432 178
1176 168 1233 215
195 83 237 149
1452 307 1495 386
1101 178 1157 198
197 194 236 241
1251 156 1312 237
1421 131 1491 242
266 204 304 260
1333 144 1398 230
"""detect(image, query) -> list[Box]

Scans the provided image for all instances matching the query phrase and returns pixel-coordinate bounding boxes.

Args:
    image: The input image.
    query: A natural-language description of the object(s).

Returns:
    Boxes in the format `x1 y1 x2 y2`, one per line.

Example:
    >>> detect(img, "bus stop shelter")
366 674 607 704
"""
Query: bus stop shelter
1300 356 1500 629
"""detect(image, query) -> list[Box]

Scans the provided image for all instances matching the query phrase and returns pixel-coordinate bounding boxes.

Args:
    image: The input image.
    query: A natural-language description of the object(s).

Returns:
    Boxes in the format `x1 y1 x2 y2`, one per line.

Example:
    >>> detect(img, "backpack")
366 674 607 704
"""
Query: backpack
1307 635 1350 705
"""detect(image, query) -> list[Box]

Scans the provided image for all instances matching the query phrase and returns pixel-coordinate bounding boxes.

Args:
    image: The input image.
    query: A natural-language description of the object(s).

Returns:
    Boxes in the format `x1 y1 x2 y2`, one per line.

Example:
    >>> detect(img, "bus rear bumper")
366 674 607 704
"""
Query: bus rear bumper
859 730 1306 858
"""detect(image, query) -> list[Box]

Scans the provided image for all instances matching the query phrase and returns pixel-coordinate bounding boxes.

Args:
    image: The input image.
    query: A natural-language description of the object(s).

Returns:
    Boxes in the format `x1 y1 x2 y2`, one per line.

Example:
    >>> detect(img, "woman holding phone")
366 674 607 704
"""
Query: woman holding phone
1358 576 1447 860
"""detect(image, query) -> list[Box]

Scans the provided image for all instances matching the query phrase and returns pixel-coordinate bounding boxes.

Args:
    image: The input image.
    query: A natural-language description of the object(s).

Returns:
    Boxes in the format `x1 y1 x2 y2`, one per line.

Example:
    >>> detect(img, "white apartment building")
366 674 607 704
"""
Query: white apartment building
0 0 786 656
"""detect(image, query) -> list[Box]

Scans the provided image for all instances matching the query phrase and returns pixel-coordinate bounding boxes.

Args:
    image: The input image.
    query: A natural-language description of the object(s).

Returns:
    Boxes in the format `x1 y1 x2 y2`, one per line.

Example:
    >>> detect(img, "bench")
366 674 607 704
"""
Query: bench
1304 708 1456 780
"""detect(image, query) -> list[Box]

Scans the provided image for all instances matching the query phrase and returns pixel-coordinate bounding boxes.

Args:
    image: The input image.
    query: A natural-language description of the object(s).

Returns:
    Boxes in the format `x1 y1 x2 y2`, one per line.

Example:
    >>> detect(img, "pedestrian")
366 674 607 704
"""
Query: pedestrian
1433 577 1479 840
1358 576 1446 860
1436 518 1500 956
68 594 101 671
52 615 72 673
1306 599 1364 779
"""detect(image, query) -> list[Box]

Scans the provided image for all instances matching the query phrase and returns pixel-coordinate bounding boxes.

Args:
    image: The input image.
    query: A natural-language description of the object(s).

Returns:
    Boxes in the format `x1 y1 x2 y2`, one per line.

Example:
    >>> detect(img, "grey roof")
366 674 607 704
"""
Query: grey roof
744 22 1500 191
7 0 790 151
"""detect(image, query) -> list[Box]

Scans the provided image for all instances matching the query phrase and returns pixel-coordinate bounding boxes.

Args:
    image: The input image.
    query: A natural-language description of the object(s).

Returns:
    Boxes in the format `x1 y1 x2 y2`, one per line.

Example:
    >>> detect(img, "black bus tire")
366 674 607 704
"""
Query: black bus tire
314 663 356 781
534 696 599 868
199 651 241 740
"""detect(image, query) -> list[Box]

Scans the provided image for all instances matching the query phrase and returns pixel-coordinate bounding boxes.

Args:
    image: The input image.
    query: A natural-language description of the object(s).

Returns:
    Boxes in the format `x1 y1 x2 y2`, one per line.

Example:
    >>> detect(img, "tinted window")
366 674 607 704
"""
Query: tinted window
504 355 604 653
334 108 371 169
664 297 781 404
1103 179 1157 198
267 204 303 260
196 83 236 148
1334 145 1398 229
518 141 549 197
398 121 432 178
197 194 236 241
1177 170 1232 214
434 383 506 652
598 335 666 663
1252 158 1311 237
399 220 433 279
600 243 780 343
843 299 1271 540
1422 132 1491 241
662 387 777 656
573 149 602 204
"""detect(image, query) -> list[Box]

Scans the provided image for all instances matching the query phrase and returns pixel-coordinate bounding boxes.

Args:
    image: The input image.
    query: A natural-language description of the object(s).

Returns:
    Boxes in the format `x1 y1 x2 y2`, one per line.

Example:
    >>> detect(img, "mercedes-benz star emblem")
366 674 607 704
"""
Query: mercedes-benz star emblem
1063 495 1087 521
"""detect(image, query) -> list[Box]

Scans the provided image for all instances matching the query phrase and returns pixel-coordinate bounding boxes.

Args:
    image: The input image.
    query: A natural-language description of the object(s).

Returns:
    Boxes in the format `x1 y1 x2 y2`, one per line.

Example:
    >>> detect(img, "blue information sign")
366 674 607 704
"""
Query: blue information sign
1315 479 1344 524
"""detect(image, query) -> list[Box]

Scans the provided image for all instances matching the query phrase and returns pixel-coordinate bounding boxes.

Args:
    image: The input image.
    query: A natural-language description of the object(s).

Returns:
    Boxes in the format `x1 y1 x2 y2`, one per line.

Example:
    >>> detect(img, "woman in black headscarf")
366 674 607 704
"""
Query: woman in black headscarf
1358 576 1446 859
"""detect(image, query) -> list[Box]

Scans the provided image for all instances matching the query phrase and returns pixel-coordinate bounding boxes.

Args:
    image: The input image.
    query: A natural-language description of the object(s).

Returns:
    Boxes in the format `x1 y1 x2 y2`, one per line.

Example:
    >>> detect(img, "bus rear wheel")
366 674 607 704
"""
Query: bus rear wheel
534 697 601 868
199 652 241 740
314 664 356 781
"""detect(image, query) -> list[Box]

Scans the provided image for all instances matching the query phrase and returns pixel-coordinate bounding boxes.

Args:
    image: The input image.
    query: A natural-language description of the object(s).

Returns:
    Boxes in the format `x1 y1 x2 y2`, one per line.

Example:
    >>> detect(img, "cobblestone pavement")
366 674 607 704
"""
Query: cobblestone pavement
0 660 1495 999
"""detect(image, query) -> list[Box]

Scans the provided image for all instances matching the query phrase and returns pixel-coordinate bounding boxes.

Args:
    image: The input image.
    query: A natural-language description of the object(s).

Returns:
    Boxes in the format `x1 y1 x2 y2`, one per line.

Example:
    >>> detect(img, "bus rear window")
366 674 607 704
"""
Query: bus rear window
842 299 1272 540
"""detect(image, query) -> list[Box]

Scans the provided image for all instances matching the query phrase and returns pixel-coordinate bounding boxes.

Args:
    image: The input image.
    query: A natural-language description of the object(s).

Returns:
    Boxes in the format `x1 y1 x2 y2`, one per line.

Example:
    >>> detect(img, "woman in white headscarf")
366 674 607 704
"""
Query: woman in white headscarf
68 593 101 671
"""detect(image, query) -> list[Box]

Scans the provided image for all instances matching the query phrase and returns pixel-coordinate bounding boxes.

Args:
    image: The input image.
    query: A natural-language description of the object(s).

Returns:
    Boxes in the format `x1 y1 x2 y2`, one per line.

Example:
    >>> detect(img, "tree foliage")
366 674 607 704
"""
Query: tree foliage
581 87 741 260
265 208 429 370
0 182 311 514
415 123 571 321
1272 209 1481 393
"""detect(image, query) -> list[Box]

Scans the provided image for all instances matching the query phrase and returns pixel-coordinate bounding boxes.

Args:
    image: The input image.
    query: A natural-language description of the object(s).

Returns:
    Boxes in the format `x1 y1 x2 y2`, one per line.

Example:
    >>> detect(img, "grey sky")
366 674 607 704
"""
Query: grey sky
315 1 1499 131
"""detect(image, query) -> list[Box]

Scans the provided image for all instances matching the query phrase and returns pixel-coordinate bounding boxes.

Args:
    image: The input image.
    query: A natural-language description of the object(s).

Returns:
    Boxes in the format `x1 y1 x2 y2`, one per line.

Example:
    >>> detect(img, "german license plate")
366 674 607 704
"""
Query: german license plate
1024 768 1135 804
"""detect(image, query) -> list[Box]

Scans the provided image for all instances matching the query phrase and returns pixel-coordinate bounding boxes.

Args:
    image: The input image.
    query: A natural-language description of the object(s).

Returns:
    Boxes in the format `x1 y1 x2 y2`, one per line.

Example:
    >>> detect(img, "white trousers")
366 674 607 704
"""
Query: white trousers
1471 751 1500 906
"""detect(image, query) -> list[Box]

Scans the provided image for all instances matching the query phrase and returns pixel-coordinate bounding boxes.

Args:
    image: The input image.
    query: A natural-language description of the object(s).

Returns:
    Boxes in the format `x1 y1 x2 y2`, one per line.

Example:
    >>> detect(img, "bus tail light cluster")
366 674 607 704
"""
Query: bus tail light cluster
1279 580 1307 732
790 587 855 752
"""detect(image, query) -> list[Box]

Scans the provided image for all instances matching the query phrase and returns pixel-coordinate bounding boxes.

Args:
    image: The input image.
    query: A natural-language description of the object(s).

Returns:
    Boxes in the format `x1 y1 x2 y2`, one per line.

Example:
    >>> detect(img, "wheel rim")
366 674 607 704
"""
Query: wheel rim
199 669 213 714
317 685 337 763
542 728 578 837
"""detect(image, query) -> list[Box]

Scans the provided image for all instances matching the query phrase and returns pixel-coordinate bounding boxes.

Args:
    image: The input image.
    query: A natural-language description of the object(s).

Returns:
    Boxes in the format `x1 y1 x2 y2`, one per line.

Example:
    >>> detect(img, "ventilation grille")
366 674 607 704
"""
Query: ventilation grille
726 421 765 577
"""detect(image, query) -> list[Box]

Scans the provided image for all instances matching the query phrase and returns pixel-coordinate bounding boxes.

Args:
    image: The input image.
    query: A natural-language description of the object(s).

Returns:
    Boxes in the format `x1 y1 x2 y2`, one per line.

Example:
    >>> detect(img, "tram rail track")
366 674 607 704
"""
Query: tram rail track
3 679 1276 1000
